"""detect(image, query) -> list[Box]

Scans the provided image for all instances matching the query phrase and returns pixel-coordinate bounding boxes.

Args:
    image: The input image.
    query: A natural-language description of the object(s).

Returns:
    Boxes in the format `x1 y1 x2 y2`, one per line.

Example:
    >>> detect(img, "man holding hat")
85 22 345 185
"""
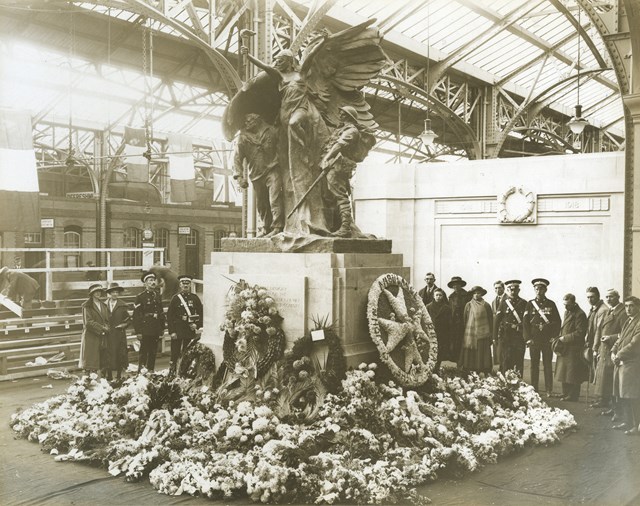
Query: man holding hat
493 279 528 375
555 294 589 401
524 278 561 396
133 271 165 372
167 275 203 376
447 276 470 362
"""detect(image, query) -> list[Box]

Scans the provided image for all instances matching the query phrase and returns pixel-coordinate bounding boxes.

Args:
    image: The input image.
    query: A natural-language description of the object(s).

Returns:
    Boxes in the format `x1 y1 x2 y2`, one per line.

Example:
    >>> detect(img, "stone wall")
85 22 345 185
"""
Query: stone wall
353 152 625 301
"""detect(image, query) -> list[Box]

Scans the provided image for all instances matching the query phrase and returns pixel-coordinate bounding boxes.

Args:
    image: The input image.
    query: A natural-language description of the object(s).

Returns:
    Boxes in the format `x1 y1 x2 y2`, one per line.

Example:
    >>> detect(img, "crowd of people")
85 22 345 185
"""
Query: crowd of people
420 273 640 435
78 271 203 381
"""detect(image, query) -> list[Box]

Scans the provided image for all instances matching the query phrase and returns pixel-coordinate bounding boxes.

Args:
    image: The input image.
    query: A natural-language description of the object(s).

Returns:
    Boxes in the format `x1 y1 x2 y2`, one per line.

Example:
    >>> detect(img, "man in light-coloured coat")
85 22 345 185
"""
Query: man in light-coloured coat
585 287 609 403
611 296 640 434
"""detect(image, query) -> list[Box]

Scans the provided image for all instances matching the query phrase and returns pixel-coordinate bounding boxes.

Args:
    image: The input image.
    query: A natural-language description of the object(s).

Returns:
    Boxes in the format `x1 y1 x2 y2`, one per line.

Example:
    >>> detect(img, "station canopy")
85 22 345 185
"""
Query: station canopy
0 0 624 164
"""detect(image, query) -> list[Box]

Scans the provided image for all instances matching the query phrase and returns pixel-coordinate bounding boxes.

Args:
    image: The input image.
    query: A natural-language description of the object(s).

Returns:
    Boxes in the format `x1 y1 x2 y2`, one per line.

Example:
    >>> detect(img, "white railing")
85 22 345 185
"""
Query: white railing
1 247 165 300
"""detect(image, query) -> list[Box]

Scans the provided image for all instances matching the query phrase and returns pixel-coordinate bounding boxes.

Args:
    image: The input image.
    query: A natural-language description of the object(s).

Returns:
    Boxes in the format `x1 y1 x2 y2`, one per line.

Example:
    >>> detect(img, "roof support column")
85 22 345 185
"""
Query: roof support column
622 0 640 297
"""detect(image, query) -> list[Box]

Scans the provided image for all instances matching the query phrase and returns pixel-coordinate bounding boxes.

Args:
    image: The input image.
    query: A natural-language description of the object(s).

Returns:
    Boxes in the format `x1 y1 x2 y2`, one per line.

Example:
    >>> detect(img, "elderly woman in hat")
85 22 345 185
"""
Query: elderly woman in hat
459 286 493 373
79 283 109 374
102 283 130 382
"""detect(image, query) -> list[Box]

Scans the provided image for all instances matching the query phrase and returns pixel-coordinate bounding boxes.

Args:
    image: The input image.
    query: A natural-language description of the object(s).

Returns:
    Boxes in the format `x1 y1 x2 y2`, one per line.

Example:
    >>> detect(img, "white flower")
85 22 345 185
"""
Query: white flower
225 425 242 439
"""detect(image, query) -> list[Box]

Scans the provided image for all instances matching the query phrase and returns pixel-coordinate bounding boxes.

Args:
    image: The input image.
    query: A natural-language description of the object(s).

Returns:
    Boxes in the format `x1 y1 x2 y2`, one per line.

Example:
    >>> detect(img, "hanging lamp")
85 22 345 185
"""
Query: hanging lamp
567 5 588 135
421 3 437 149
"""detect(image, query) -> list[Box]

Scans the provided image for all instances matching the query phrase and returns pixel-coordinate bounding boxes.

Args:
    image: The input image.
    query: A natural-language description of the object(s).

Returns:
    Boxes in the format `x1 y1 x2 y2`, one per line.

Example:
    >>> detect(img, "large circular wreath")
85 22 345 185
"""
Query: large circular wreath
498 186 536 223
367 273 438 387
219 282 285 378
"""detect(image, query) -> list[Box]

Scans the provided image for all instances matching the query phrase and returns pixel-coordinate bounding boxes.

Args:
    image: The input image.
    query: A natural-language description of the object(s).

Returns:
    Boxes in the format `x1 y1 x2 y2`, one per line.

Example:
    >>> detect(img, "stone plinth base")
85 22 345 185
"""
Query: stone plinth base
221 237 392 254
201 249 409 368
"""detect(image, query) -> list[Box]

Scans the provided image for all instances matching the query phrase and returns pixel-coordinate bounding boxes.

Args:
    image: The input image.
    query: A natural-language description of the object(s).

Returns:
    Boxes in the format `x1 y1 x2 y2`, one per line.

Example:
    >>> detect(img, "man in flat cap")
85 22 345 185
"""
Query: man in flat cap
133 271 165 372
493 279 528 375
167 275 203 376
524 278 561 397
585 287 609 406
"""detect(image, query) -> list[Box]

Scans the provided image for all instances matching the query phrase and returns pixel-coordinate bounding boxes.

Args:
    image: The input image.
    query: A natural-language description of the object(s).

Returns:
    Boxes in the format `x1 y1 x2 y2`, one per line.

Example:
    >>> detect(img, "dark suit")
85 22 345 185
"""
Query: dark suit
104 299 130 374
167 291 203 374
133 289 165 371
0 271 39 308
419 284 446 306
491 294 505 365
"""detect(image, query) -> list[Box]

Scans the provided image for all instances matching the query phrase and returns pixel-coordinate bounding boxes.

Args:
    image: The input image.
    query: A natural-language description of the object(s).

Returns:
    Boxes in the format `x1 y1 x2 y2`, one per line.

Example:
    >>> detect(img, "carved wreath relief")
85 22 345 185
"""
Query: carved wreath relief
367 273 438 387
498 186 536 224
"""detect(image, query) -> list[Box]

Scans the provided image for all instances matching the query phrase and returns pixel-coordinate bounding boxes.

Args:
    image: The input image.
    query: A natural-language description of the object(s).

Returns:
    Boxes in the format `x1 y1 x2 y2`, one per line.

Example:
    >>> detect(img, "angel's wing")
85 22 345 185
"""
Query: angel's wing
222 71 281 141
302 19 387 129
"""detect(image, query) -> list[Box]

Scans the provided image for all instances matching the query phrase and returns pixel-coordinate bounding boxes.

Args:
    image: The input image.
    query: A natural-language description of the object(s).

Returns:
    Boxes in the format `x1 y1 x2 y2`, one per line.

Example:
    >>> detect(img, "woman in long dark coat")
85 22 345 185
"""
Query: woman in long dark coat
103 283 130 381
79 284 109 374
553 294 588 401
427 288 453 370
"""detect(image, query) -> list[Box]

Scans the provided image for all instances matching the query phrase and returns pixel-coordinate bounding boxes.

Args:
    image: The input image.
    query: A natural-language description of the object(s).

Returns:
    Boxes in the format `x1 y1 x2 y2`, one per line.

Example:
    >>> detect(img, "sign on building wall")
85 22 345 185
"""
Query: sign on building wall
178 226 191 235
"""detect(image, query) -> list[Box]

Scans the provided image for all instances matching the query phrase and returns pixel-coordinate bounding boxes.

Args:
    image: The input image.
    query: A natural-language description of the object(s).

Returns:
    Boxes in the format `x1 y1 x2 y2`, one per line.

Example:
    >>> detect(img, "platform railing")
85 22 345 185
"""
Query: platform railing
1 247 165 300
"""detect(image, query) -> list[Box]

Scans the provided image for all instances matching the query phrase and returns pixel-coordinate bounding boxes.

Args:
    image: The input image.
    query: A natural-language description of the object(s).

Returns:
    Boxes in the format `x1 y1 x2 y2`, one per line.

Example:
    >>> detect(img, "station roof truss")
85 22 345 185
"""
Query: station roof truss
0 0 627 174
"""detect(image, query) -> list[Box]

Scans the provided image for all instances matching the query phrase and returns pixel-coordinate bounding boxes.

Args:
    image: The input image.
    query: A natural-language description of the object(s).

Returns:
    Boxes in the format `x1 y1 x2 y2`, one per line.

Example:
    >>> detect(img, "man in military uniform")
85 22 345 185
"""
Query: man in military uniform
493 279 528 375
133 271 165 372
523 278 561 396
167 275 203 376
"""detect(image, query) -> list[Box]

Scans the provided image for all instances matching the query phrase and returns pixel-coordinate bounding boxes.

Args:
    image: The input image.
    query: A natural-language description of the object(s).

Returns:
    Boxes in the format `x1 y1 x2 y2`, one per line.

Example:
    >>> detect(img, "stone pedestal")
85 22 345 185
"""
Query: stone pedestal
201 241 409 368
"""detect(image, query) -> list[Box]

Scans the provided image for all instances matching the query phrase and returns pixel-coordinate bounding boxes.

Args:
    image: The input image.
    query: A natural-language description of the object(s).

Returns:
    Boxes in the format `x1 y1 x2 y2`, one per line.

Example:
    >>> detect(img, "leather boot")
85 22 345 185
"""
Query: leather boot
333 201 352 238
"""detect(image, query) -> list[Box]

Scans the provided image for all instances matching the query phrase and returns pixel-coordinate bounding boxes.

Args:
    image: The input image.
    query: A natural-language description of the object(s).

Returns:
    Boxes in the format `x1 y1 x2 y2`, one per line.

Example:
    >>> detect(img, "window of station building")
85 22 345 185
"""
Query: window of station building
63 226 82 268
123 227 142 267
24 232 42 244
154 227 170 265
213 229 227 251
186 229 198 246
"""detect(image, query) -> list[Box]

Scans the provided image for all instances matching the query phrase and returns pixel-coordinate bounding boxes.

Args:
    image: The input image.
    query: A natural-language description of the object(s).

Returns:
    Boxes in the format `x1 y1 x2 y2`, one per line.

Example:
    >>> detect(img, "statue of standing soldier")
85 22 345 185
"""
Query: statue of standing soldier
232 113 284 237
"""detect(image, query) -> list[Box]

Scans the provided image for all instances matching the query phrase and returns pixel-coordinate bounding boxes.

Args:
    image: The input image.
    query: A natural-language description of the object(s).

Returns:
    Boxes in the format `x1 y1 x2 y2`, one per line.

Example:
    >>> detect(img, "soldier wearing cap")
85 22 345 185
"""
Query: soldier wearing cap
523 278 561 396
320 105 375 237
167 275 203 376
493 279 528 375
133 271 165 372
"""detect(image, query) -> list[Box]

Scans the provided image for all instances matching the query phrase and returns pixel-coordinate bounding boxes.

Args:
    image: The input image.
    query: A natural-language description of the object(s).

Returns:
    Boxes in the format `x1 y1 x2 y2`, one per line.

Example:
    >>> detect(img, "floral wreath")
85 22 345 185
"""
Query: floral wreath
219 281 285 378
498 186 536 223
367 273 438 387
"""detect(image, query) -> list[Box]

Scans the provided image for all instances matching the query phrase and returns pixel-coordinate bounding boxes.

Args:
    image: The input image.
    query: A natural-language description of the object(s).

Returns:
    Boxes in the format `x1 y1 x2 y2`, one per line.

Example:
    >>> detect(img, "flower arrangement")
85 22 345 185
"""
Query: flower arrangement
367 273 438 387
219 281 285 379
11 365 576 504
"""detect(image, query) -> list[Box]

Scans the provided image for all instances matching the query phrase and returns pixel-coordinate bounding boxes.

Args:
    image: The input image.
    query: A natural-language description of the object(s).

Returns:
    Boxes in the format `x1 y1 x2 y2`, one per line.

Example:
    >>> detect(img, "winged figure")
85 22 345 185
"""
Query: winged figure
222 19 386 238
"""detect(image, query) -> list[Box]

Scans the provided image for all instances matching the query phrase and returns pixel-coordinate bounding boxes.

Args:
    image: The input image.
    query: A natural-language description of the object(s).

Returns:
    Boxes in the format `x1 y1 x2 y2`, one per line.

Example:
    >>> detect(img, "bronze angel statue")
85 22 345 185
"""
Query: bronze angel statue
223 19 386 240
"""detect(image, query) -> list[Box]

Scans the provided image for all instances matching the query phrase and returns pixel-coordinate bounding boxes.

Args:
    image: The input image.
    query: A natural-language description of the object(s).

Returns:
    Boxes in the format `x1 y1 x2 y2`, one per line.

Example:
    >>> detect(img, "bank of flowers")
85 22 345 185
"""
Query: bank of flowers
10 365 576 504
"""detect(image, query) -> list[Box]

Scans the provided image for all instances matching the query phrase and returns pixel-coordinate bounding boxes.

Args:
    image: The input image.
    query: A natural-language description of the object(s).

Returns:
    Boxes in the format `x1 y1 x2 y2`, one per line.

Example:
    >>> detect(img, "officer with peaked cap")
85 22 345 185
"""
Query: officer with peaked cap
493 279 528 375
133 271 165 372
166 275 203 376
524 278 561 396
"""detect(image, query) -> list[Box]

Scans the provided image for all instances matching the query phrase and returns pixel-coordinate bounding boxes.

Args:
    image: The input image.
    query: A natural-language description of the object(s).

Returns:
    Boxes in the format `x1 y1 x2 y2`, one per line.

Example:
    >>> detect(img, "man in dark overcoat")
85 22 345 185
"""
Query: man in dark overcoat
493 279 527 375
133 271 165 372
419 272 447 306
611 296 640 434
594 289 628 418
523 278 561 396
553 294 588 401
167 275 203 376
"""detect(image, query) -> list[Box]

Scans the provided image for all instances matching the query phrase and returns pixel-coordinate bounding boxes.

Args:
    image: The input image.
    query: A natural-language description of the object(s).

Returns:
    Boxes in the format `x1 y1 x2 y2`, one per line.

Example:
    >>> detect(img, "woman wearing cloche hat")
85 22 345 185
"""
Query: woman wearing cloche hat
103 283 130 382
79 283 109 374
